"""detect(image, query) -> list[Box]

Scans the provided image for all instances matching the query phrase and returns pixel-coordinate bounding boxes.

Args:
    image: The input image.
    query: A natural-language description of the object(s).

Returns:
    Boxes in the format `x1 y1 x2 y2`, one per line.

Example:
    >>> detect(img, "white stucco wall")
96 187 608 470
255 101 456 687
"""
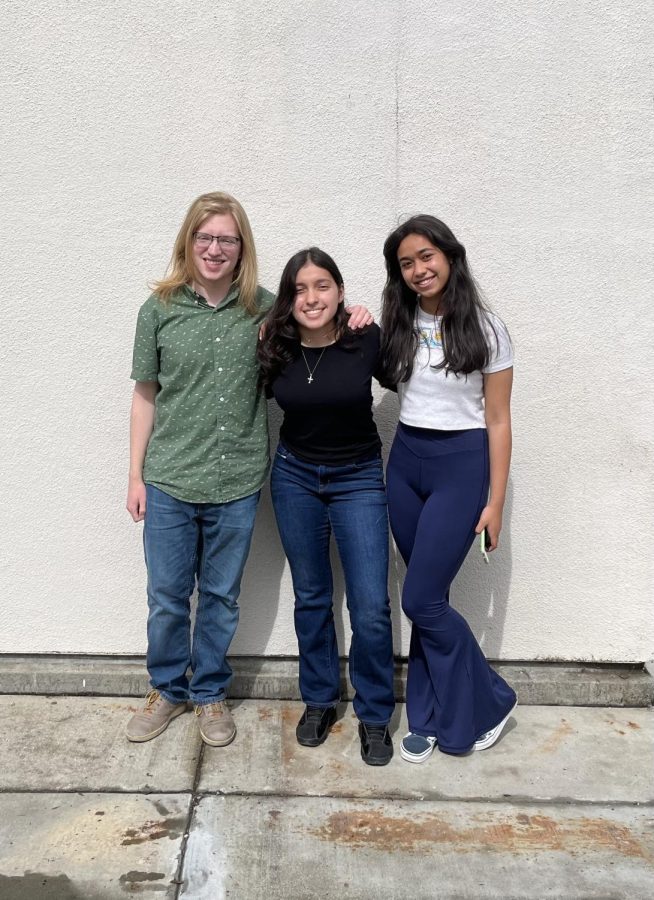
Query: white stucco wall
1 1 652 662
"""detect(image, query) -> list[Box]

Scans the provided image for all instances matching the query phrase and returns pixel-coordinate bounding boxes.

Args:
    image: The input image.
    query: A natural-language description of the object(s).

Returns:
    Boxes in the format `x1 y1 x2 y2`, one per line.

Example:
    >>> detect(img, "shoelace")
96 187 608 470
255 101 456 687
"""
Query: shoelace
363 724 387 739
142 689 160 712
195 702 224 718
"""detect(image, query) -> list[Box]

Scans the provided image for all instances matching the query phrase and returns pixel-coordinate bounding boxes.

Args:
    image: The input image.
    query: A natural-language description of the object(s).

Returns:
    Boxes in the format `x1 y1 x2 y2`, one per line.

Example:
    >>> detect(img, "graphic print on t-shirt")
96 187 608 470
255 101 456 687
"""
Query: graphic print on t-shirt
418 324 442 349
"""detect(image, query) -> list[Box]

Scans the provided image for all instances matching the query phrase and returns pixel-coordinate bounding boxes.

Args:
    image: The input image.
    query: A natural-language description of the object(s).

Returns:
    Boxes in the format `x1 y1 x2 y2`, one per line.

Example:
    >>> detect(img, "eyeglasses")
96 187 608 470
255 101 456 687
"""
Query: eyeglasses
193 232 241 251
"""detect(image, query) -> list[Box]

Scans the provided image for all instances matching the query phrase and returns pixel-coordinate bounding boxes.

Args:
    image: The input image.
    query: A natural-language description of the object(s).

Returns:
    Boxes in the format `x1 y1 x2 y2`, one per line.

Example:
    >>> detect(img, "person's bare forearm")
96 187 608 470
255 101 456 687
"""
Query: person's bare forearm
129 382 157 479
487 421 511 510
126 382 157 522
475 367 513 550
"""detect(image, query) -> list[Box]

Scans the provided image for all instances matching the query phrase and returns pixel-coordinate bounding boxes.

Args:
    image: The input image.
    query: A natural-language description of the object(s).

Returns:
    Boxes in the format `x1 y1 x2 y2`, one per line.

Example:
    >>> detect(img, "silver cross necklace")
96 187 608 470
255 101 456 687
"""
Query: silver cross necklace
301 346 327 384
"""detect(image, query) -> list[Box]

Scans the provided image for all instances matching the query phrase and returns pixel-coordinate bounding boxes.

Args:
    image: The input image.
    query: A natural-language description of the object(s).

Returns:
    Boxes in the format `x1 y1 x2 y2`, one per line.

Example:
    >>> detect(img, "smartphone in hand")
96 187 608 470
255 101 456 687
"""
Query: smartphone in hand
480 528 491 563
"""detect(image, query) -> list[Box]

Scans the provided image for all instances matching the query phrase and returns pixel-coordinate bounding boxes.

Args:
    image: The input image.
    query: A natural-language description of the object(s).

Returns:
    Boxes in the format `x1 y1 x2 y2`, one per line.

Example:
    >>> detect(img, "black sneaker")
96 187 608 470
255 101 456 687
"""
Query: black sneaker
359 722 393 766
296 705 337 747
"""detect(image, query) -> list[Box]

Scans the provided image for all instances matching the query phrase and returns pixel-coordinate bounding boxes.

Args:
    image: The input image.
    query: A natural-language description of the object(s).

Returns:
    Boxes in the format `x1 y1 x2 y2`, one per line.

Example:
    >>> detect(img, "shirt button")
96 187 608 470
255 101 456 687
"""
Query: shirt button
215 337 221 342
220 426 225 431
220 397 224 401
221 455 225 460
218 367 223 372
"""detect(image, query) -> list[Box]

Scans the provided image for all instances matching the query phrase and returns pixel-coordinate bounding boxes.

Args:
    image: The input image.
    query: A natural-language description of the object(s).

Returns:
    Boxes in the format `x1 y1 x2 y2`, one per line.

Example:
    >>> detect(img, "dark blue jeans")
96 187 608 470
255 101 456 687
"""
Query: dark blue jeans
143 484 259 706
387 424 516 753
270 445 395 725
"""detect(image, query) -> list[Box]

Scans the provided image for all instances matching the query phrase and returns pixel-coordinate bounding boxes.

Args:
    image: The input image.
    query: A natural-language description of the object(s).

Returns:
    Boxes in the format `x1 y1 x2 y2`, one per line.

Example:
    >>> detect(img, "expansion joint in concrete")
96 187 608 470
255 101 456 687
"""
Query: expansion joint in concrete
173 747 205 900
1 785 652 810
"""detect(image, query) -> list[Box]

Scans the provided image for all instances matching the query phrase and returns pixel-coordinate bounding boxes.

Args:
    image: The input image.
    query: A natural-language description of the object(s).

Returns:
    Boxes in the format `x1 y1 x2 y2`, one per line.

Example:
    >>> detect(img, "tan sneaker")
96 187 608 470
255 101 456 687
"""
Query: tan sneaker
126 690 187 742
195 701 236 746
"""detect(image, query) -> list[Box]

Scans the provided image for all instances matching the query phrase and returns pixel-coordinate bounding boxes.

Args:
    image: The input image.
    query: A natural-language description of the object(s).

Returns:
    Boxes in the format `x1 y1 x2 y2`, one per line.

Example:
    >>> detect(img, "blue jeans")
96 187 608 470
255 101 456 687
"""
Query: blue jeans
143 484 259 705
270 445 395 725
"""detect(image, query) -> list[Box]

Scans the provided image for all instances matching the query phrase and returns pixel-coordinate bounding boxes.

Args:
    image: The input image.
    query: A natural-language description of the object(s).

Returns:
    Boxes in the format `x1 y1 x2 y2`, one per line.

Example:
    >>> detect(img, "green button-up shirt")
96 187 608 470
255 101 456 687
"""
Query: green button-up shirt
131 283 274 503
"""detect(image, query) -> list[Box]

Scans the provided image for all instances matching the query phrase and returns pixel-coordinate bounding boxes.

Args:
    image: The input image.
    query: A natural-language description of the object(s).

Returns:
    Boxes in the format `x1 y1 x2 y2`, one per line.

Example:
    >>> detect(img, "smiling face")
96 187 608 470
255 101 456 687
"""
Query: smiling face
191 212 241 291
292 263 344 343
397 233 451 313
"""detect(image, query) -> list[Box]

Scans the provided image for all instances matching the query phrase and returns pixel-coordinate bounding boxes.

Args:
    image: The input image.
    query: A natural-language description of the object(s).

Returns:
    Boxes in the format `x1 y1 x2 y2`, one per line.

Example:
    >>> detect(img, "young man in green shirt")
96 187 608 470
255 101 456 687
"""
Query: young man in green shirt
126 192 273 747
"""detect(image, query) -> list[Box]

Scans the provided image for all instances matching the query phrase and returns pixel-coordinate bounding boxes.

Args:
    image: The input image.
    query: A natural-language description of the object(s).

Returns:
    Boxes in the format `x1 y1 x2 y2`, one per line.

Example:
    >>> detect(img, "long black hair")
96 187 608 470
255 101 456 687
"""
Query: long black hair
379 215 498 387
258 247 354 387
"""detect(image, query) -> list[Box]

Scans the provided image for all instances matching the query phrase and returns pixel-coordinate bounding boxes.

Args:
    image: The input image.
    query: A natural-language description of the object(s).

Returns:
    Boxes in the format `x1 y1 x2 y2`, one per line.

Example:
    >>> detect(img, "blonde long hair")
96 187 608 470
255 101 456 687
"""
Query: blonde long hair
151 192 259 314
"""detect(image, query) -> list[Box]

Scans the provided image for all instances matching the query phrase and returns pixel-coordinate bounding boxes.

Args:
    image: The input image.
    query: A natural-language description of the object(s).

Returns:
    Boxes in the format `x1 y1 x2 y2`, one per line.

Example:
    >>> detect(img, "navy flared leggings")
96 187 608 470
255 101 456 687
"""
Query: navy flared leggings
387 422 516 754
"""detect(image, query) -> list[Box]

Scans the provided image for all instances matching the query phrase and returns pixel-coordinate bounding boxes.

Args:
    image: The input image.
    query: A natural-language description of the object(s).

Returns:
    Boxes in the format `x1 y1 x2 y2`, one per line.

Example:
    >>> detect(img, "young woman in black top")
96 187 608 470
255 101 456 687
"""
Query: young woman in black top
258 247 394 766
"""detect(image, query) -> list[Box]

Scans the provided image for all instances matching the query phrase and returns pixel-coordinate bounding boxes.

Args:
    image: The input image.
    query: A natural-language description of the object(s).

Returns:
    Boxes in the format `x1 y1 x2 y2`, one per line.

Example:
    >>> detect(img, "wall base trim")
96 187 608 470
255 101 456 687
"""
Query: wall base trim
0 655 651 707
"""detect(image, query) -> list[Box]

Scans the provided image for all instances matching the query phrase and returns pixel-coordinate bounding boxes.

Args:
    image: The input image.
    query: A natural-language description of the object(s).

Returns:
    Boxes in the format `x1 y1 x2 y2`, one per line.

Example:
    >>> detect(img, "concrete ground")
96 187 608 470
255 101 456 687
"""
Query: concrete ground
0 696 652 899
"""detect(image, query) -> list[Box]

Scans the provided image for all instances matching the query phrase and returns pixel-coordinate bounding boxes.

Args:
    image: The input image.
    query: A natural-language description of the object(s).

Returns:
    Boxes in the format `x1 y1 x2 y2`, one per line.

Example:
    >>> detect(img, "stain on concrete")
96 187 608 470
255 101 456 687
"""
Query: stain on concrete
539 718 574 753
309 810 653 860
153 801 170 817
95 810 105 816
0 872 81 899
258 707 273 721
605 716 641 736
268 809 281 825
121 817 185 846
330 722 343 735
119 882 168 895
281 705 298 765
119 871 166 883
281 704 296 726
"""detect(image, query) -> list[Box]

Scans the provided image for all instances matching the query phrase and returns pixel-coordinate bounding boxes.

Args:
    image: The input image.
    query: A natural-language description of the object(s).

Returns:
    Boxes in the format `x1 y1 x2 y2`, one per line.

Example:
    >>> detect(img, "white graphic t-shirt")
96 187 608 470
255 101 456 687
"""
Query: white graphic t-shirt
397 308 513 430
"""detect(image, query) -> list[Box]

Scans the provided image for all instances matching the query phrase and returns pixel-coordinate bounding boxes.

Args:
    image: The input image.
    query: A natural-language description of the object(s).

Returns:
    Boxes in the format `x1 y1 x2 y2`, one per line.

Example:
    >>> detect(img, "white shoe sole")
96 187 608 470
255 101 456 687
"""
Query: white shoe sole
399 736 437 763
474 700 518 751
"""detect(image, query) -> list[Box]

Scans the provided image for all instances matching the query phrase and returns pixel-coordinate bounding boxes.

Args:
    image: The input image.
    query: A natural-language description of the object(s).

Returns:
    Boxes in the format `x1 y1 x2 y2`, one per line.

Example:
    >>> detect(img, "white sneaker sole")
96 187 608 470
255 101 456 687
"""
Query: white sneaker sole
474 700 518 751
399 736 437 763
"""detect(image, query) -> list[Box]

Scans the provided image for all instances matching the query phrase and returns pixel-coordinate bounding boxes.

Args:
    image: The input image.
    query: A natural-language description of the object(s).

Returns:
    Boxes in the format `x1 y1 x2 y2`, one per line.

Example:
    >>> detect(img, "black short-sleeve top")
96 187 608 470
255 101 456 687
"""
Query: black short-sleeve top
270 324 382 465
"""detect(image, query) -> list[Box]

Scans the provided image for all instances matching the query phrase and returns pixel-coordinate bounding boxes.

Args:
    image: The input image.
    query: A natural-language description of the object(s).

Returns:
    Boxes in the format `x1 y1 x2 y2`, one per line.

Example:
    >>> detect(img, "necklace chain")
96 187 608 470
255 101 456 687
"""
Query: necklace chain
301 347 327 384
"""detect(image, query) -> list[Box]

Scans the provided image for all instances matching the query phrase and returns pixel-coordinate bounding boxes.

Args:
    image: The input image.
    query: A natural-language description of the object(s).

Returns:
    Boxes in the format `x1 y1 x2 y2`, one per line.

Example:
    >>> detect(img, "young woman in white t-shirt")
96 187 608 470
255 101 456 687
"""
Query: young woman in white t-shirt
380 214 517 762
